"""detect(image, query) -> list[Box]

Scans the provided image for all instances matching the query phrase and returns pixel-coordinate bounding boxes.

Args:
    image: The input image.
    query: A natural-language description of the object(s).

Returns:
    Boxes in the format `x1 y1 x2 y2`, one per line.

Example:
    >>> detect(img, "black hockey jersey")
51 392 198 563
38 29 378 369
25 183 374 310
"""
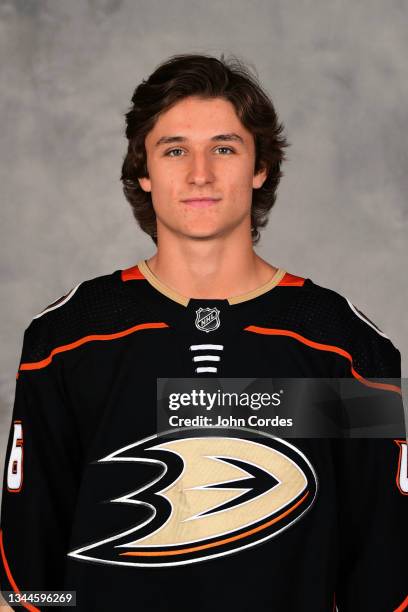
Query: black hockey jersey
1 260 407 611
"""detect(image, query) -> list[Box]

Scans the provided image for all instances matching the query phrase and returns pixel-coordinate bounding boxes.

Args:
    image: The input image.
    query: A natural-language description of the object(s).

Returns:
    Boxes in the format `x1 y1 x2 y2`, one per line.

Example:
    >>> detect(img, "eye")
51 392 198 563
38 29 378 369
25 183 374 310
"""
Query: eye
215 146 235 155
165 148 184 157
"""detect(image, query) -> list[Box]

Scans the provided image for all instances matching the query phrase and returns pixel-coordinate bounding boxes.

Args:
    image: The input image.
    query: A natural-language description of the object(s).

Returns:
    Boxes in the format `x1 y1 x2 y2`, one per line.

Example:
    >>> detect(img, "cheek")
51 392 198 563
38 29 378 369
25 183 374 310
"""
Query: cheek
228 163 254 189
226 174 254 204
151 172 177 202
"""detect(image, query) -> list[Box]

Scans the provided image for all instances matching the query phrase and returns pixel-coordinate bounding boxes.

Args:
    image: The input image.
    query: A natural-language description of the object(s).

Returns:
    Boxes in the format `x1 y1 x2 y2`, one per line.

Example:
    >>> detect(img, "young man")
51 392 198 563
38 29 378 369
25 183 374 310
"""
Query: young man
1 54 407 611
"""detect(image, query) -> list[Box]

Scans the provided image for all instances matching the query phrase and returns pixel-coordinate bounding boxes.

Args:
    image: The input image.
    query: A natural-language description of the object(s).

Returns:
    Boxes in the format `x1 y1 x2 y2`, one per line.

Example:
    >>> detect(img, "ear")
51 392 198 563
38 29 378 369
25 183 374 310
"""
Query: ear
138 176 152 193
252 165 268 190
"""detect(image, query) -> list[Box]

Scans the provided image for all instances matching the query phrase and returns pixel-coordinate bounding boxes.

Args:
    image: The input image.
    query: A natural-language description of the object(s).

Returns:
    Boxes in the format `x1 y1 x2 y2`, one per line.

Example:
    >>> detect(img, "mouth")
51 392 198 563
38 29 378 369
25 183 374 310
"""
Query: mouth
181 198 221 208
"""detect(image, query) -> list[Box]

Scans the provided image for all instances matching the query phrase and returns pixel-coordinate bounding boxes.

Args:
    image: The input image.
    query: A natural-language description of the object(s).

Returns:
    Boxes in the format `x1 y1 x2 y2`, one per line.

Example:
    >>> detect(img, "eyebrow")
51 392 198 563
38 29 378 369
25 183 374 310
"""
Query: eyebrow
155 133 245 147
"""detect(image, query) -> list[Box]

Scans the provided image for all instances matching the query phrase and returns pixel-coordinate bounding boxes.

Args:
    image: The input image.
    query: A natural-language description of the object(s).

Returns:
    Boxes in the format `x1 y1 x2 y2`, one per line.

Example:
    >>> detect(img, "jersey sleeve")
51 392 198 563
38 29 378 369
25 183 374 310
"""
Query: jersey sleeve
0 322 82 606
331 302 407 612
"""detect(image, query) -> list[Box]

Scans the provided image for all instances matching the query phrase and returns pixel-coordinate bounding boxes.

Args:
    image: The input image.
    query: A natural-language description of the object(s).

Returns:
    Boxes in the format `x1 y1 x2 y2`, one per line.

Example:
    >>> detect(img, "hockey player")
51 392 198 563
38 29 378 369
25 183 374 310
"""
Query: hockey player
1 53 407 611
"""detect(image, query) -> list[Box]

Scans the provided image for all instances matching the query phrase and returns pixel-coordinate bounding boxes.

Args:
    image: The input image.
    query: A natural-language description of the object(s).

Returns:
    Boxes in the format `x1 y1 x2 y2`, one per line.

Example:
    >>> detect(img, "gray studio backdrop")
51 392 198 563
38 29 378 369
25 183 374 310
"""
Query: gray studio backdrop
1 0 407 516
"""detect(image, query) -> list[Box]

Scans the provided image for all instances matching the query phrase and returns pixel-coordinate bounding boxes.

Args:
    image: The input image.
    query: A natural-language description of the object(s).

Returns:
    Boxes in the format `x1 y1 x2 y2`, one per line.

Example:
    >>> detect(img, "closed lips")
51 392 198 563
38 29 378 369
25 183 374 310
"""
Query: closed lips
182 197 221 207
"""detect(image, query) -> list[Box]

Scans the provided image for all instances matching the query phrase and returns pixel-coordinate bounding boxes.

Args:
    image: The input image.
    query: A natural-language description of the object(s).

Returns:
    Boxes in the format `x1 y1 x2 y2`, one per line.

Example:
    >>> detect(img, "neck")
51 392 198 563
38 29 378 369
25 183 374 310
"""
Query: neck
145 224 279 300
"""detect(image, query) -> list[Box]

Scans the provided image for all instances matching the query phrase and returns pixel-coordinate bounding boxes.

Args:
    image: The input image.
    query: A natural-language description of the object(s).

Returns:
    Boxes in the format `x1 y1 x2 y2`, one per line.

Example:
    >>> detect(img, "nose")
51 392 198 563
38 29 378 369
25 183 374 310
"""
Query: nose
186 151 215 186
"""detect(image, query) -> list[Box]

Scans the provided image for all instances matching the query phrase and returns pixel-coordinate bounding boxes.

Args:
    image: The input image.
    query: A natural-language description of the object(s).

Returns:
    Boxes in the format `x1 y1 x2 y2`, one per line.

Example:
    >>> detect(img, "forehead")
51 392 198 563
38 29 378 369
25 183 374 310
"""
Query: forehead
146 96 251 144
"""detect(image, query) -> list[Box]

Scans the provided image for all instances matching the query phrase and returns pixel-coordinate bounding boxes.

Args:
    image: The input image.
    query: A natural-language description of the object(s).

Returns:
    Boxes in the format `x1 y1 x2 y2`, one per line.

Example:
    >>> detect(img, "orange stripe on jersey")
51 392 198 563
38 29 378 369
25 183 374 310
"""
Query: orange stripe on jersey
0 529 40 611
394 595 408 611
277 272 305 286
120 491 309 558
122 265 145 281
244 325 402 395
19 322 169 371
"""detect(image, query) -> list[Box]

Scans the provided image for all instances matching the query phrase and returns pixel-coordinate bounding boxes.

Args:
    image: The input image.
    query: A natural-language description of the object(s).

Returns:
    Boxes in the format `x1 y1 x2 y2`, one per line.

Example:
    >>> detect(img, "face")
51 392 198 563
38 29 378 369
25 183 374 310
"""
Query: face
138 96 267 241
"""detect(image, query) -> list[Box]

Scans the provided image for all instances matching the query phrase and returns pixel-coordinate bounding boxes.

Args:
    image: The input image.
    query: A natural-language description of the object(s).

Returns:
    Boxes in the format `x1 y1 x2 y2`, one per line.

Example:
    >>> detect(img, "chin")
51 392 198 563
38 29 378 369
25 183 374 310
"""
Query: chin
184 220 242 240
182 230 220 240
177 223 221 238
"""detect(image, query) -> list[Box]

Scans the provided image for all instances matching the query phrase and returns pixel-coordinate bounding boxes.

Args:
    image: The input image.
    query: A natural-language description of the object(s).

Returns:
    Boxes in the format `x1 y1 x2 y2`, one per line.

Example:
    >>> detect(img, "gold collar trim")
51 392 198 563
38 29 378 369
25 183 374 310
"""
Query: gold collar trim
137 259 286 307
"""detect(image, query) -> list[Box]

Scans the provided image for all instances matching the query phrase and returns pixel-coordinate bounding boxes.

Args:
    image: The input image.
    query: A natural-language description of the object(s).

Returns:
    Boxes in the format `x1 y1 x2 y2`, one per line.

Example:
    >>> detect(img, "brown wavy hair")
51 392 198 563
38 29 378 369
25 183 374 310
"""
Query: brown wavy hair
120 53 290 245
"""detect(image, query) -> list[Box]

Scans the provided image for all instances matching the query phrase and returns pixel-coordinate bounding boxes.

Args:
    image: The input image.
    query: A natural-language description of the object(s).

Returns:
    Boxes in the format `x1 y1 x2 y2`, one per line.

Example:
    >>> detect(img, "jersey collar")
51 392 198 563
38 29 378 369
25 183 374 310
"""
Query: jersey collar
136 259 287 307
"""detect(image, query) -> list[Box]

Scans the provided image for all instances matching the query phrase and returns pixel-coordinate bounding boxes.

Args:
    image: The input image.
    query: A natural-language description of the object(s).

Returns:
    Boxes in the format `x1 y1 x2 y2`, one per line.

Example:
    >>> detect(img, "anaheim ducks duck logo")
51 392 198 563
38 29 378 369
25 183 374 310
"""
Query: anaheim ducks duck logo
68 428 318 567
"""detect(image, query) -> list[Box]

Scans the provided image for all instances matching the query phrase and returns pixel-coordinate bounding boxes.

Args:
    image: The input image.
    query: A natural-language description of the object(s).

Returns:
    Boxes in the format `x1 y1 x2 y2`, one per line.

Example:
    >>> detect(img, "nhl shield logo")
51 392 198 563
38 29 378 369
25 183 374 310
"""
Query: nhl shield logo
195 307 220 333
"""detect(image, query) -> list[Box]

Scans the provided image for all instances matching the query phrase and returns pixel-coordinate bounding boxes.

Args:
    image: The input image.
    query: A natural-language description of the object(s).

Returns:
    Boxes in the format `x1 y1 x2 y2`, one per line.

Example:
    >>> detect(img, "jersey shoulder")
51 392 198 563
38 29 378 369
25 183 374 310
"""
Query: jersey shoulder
285 275 401 378
20 266 152 366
